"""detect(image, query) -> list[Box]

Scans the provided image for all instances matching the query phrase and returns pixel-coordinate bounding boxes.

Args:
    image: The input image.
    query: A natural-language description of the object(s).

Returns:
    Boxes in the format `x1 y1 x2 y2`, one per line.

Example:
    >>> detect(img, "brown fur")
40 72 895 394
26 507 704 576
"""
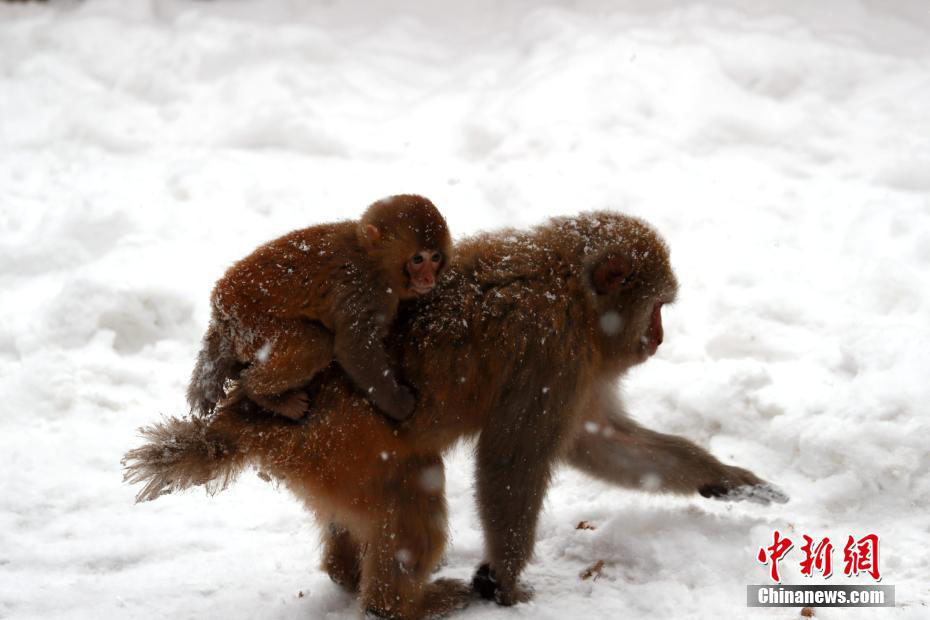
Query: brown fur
127 211 785 618
186 194 452 422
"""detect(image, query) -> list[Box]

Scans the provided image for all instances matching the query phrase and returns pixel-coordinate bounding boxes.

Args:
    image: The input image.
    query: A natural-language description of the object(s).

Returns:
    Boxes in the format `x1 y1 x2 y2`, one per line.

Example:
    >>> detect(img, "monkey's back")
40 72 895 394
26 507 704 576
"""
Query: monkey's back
211 221 373 328
388 229 601 451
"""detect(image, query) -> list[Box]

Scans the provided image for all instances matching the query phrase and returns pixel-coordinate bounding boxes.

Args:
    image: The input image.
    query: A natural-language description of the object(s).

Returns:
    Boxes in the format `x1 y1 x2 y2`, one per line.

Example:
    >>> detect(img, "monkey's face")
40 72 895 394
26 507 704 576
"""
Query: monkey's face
405 249 445 296
357 194 453 300
589 241 678 367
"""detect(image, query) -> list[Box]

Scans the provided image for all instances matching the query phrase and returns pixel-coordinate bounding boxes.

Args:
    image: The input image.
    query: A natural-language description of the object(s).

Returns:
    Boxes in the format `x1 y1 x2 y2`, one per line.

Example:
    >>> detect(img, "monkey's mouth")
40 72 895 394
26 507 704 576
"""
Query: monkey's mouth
410 282 435 295
638 337 659 361
642 337 660 358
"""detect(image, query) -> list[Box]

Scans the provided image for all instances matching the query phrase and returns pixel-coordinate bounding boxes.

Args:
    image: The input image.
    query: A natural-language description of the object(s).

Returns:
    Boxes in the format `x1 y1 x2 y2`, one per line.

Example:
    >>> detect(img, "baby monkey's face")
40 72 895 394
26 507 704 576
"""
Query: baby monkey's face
405 249 444 295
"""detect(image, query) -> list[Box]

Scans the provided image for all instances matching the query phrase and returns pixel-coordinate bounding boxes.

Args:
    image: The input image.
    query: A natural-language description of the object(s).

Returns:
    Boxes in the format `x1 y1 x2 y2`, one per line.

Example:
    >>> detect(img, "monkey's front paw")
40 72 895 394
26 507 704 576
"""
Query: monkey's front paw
699 465 789 505
702 481 790 505
472 564 532 606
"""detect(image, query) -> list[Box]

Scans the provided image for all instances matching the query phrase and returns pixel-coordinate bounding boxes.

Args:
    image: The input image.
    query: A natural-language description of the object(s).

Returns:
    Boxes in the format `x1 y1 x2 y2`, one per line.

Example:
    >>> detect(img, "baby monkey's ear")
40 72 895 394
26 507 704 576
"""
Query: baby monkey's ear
361 224 381 249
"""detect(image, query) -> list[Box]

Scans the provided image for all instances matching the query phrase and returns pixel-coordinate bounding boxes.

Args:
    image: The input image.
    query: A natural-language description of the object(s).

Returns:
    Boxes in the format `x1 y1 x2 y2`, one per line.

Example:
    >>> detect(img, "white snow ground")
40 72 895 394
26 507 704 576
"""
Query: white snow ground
1 1 929 618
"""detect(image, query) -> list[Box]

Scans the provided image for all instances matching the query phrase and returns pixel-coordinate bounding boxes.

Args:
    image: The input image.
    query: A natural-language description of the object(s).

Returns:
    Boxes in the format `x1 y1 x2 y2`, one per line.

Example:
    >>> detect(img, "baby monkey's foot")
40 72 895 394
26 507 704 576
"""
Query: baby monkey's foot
216 381 244 411
250 390 310 421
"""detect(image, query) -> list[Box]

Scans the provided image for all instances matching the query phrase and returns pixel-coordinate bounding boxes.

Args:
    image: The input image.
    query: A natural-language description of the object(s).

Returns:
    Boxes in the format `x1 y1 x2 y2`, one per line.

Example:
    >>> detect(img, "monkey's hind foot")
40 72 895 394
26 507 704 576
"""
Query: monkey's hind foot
247 390 310 421
222 382 309 421
472 564 532 606
216 380 244 410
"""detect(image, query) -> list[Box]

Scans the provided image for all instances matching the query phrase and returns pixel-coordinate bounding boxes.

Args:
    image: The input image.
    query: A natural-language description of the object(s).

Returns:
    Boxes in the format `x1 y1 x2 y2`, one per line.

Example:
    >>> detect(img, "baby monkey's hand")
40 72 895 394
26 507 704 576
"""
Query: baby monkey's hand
375 383 416 421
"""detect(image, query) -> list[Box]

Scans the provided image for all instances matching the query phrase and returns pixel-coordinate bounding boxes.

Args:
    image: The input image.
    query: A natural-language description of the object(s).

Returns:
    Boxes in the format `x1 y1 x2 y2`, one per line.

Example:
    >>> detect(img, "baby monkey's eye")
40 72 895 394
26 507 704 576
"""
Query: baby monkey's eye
412 254 424 264
431 252 442 263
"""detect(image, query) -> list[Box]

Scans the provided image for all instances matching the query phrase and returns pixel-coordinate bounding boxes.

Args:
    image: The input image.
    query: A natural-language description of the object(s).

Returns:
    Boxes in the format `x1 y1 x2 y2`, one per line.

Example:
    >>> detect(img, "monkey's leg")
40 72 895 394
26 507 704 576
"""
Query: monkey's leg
360 455 470 619
322 523 362 592
238 319 333 420
332 314 415 422
564 387 788 504
472 407 563 606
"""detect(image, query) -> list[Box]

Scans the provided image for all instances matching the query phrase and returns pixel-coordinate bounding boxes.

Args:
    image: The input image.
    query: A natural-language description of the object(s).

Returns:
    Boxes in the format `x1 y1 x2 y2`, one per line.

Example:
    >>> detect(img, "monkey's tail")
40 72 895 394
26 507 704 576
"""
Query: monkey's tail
187 318 237 416
121 413 247 503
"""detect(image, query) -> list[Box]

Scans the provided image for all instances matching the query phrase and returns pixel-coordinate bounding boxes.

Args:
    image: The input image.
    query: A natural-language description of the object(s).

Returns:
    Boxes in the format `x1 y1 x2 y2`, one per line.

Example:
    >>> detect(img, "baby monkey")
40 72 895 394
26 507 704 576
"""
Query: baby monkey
187 194 452 422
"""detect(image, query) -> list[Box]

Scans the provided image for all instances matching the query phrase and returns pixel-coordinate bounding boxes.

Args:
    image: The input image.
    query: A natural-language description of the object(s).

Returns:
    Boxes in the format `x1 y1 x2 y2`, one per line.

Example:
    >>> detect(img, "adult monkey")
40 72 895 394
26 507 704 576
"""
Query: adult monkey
124 212 787 619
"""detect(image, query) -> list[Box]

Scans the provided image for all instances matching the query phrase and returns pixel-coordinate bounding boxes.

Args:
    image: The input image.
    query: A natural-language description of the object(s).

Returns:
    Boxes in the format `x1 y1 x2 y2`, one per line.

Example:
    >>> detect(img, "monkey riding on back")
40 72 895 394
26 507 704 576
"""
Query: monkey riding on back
186 194 453 422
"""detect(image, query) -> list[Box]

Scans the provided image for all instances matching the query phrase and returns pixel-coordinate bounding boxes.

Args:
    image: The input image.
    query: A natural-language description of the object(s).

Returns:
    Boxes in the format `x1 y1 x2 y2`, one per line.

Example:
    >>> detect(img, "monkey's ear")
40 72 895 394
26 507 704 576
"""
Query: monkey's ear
592 255 633 294
363 224 381 247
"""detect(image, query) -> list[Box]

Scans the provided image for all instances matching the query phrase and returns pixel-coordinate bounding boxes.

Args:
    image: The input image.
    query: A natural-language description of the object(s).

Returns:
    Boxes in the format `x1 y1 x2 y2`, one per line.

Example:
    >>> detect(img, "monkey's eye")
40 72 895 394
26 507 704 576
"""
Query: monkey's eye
412 255 424 264
431 252 442 263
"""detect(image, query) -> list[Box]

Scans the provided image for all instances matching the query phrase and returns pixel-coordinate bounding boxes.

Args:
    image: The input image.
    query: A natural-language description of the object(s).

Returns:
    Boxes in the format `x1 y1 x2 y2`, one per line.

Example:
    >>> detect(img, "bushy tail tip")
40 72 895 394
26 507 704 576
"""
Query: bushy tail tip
121 414 243 503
